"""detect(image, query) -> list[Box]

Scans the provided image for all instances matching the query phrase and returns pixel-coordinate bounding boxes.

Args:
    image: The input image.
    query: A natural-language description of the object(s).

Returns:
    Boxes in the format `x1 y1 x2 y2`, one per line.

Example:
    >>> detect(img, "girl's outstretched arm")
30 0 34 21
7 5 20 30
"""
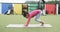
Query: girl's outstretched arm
25 17 31 26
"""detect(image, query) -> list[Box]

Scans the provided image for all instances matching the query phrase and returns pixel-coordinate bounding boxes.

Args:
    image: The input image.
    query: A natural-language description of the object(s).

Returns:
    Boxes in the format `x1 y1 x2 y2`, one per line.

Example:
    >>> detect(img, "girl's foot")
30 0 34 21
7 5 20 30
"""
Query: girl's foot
40 21 44 26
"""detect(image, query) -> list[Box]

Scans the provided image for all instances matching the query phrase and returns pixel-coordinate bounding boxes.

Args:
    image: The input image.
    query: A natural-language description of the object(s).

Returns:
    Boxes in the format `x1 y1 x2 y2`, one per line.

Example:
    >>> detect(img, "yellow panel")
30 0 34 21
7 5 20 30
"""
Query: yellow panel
14 4 22 14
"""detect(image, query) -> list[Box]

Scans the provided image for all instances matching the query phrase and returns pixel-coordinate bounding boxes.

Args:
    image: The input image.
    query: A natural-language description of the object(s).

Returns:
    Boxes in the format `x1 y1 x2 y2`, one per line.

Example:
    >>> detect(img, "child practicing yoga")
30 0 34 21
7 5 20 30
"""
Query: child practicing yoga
22 8 45 27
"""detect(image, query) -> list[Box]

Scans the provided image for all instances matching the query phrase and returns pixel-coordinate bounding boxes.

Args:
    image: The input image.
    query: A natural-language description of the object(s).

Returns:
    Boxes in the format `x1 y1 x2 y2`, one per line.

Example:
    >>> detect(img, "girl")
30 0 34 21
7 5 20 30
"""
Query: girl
22 8 44 27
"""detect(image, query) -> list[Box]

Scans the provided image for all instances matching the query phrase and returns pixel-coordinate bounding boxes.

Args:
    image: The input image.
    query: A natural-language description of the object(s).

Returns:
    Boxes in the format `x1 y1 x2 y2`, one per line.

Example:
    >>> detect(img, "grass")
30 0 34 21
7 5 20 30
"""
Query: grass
0 14 60 32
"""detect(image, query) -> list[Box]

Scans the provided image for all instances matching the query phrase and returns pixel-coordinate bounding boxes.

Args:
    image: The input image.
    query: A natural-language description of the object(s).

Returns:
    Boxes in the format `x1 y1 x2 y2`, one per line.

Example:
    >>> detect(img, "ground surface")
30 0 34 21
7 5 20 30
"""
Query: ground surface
0 14 60 32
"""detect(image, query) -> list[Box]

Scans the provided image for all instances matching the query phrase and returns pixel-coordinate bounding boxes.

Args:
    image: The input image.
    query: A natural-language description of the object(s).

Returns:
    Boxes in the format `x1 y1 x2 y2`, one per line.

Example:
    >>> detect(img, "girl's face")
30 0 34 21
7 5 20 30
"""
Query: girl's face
26 14 29 18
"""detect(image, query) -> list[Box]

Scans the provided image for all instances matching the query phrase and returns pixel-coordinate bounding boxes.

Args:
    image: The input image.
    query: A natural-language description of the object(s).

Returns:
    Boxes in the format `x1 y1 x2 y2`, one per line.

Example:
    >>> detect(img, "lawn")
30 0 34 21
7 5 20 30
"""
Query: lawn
0 14 60 32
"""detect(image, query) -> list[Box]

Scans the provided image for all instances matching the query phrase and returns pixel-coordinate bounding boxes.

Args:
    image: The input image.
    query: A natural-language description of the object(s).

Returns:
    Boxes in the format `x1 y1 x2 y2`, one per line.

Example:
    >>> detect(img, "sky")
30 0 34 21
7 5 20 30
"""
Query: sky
0 0 59 3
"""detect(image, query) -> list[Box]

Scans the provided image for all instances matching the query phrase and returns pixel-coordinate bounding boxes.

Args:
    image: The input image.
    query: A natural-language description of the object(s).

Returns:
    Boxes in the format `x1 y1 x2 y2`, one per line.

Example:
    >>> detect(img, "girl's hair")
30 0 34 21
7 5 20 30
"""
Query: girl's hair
37 7 41 9
37 7 42 10
22 12 28 17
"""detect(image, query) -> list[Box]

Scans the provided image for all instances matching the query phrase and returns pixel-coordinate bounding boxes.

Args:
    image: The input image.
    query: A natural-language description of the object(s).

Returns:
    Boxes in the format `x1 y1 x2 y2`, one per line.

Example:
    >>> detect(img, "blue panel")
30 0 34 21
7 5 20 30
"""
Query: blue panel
2 3 13 14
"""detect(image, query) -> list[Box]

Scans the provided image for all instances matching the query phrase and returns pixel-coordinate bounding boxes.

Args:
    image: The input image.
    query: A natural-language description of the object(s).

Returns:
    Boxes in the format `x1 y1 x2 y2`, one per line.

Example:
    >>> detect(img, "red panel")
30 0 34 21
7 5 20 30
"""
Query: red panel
46 4 56 14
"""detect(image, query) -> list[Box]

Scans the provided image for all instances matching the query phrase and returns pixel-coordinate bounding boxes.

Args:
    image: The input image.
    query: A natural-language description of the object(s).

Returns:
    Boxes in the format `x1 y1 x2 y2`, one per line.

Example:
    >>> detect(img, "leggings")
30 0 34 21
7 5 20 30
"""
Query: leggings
35 11 42 22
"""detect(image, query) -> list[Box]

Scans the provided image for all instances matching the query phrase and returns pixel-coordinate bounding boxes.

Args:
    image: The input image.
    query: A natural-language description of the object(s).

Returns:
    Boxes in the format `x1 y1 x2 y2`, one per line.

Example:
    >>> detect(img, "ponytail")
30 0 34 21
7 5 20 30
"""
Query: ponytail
22 12 28 17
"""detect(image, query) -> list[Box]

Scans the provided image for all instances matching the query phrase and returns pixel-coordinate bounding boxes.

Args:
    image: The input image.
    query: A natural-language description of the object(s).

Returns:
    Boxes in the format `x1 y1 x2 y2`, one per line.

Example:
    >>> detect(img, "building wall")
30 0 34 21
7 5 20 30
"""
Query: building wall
2 3 12 14
14 4 22 14
46 4 56 14
0 3 2 14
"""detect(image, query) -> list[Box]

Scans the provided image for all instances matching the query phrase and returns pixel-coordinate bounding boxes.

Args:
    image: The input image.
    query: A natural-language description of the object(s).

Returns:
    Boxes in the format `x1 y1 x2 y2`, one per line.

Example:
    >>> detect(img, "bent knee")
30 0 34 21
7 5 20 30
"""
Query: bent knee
35 19 41 22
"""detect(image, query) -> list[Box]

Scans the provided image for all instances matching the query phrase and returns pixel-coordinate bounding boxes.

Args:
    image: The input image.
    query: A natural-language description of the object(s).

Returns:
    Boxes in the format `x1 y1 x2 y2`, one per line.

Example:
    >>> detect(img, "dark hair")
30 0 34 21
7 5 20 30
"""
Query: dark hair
37 7 41 9
37 7 42 10
42 0 45 3
22 12 28 17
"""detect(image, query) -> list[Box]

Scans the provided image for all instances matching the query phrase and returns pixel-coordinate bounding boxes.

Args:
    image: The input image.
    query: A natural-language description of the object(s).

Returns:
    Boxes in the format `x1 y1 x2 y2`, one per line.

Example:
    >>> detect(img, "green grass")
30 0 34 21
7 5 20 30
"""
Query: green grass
0 14 60 32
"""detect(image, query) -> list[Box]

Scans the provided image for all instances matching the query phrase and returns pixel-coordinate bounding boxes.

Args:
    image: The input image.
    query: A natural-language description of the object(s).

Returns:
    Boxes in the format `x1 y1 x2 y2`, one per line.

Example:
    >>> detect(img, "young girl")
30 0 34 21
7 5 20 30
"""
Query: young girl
22 8 44 27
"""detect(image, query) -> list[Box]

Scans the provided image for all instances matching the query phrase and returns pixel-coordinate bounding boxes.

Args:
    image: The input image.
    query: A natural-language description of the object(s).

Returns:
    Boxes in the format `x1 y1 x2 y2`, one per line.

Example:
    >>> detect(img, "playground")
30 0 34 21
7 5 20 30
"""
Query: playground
0 0 60 32
0 14 60 32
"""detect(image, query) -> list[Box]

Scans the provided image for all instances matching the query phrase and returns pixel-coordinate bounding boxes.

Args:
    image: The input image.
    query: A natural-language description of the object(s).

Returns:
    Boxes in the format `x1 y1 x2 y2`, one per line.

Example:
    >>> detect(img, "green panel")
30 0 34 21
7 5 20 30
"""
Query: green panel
28 4 38 12
29 7 37 10
29 4 38 6
29 9 34 12
39 4 45 10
